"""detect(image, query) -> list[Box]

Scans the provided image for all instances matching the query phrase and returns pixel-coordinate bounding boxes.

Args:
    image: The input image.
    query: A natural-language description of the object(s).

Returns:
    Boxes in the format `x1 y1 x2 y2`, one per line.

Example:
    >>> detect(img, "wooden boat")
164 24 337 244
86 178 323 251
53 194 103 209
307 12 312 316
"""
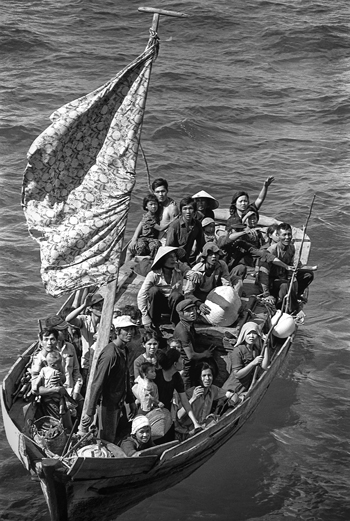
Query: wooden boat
0 7 314 521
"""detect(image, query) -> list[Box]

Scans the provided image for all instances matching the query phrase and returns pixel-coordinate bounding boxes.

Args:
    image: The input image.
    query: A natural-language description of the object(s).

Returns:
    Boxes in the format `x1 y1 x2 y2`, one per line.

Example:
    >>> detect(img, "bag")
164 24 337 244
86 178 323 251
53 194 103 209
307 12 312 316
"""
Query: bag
146 408 173 439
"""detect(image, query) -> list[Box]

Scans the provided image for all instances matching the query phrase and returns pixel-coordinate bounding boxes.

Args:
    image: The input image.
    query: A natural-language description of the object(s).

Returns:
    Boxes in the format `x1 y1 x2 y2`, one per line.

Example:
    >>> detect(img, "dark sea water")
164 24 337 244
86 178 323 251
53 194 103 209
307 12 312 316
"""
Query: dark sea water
0 1 349 520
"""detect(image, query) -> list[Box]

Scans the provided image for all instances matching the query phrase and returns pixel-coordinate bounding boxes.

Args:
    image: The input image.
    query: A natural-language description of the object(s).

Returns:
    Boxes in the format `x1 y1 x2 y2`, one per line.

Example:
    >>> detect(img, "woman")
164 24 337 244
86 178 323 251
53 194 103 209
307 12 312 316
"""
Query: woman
222 322 269 394
176 362 238 437
226 176 274 238
192 190 219 221
154 349 202 443
133 331 160 380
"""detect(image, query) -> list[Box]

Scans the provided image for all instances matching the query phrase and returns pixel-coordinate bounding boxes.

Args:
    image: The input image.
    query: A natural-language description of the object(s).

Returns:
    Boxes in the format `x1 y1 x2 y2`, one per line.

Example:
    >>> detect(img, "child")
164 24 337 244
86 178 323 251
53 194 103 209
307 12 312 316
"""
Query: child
167 337 182 352
133 331 160 380
35 351 69 417
120 415 155 456
201 217 217 244
241 209 264 250
132 362 164 413
127 194 172 260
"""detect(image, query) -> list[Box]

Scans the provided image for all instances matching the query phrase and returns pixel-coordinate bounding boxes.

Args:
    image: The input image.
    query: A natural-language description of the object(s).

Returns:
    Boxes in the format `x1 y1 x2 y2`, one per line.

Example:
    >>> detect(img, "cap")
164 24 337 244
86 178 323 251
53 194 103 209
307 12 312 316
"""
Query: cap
201 217 215 228
113 315 137 329
44 315 69 330
131 415 150 434
176 299 197 313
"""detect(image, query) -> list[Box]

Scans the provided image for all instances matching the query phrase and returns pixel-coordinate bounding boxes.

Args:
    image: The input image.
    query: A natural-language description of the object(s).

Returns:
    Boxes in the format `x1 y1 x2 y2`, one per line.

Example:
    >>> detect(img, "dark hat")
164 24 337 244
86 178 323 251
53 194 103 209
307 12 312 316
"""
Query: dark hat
200 242 222 259
44 315 69 330
176 299 197 313
88 293 104 306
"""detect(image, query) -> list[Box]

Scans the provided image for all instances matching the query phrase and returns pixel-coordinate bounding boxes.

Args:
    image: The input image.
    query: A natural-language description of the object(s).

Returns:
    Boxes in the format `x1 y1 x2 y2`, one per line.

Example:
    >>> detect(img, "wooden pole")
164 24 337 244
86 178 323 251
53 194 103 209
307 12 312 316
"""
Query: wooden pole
78 7 188 435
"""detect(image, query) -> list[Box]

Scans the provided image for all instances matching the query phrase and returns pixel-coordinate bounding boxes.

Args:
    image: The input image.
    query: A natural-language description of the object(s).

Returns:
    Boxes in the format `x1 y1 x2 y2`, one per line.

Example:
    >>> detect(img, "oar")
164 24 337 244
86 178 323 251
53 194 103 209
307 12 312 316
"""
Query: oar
282 194 316 314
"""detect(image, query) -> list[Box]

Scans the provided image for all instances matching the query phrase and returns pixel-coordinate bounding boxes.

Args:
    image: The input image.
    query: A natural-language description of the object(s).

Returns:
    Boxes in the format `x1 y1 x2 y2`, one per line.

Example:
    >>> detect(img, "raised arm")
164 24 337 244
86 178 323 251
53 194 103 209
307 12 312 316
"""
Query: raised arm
254 176 275 210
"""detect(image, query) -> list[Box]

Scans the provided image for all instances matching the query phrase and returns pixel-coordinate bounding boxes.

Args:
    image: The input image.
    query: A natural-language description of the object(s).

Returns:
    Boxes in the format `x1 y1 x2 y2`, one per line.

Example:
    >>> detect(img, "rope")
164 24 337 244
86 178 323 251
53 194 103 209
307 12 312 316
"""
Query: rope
139 142 152 192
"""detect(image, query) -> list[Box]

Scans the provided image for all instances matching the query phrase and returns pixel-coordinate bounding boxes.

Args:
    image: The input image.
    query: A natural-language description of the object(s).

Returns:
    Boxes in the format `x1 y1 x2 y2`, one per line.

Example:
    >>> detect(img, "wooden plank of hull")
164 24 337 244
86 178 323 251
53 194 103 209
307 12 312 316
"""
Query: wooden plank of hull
62 338 294 520
67 454 158 480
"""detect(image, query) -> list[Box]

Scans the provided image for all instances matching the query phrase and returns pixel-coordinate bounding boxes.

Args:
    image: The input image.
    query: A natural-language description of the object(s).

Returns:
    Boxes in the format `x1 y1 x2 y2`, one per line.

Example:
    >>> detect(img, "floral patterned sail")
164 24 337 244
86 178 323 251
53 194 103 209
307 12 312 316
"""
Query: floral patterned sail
22 36 158 297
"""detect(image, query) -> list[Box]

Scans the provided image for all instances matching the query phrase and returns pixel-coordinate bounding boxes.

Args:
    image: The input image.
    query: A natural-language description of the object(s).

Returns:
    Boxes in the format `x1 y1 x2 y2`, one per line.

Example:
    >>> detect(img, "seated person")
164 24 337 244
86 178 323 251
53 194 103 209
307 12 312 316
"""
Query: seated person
151 178 179 242
201 217 217 244
262 223 279 247
173 299 215 389
166 196 205 265
176 362 238 437
132 362 164 414
166 337 182 352
192 190 219 221
133 331 160 380
226 177 274 232
184 242 233 302
258 222 314 311
222 322 269 395
137 246 202 331
127 194 175 260
154 349 202 443
120 415 155 456
32 350 73 429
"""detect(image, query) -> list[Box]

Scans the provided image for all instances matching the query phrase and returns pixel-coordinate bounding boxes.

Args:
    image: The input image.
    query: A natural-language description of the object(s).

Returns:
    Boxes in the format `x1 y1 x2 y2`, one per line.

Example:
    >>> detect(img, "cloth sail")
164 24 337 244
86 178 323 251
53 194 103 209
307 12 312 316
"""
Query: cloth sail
22 36 158 297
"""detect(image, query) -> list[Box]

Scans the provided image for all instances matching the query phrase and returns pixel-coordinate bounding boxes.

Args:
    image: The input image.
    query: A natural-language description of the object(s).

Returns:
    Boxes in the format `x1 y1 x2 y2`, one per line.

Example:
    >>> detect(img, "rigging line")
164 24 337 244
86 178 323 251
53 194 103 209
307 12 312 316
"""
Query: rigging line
139 142 152 192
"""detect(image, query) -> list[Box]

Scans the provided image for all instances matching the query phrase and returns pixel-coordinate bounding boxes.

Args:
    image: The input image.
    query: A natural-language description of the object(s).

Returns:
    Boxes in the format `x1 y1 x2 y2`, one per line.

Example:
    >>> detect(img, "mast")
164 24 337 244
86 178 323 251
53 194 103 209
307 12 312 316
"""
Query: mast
79 7 188 434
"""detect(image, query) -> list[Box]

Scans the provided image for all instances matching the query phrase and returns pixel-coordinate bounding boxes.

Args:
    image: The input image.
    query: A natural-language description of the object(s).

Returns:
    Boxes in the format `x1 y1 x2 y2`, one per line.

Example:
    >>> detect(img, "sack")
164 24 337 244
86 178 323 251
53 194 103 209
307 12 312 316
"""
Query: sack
204 286 241 327
146 408 173 439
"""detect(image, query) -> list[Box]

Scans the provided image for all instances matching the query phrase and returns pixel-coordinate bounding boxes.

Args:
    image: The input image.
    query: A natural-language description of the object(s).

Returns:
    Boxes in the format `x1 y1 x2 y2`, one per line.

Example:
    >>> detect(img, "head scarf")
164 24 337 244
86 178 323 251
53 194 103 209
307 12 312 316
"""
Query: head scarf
131 415 150 435
235 321 263 347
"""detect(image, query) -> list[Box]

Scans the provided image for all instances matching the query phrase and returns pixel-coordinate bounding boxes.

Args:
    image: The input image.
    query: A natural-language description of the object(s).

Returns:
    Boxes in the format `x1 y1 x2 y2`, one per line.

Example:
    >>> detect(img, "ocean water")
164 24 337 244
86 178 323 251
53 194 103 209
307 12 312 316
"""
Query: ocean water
0 0 349 520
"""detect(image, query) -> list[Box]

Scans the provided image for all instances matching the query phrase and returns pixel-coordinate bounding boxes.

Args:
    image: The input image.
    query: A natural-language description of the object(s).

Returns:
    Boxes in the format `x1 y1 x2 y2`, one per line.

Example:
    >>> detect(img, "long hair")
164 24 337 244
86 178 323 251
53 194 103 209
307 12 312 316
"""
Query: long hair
229 191 249 216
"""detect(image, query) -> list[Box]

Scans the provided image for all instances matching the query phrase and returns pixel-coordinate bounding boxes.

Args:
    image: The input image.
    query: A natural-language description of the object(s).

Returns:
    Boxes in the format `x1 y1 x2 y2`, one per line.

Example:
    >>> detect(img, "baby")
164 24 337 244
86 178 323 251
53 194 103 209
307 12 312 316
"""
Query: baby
132 362 164 414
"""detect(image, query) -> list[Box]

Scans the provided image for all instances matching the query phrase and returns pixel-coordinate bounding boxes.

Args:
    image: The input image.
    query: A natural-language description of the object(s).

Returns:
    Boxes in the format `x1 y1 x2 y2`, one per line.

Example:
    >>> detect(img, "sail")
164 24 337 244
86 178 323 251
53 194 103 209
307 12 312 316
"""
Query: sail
22 36 158 297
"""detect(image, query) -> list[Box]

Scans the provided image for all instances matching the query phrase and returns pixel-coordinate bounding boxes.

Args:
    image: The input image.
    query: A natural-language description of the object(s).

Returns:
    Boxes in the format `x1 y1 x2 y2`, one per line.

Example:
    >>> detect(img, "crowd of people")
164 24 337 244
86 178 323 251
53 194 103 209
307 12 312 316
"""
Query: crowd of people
29 176 314 456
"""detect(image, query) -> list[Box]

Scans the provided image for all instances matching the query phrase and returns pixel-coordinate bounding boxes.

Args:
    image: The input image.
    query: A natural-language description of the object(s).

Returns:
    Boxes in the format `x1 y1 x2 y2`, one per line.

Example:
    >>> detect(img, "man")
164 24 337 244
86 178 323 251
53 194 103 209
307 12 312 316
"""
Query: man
66 292 104 380
151 178 179 241
80 316 137 443
166 196 205 265
173 299 215 389
258 222 314 311
31 328 77 426
184 242 232 302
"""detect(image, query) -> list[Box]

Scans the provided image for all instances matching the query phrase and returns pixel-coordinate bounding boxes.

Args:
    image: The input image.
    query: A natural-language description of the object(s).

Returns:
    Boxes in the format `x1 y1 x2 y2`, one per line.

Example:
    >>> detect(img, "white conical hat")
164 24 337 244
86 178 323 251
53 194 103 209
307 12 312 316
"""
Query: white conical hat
151 246 179 270
204 286 241 327
192 190 219 210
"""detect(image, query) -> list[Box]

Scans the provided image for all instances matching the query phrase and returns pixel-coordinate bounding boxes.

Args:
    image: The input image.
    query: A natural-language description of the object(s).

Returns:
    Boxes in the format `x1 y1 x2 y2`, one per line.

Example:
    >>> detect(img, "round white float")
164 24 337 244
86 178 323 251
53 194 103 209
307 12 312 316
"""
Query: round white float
271 310 296 338
204 286 241 327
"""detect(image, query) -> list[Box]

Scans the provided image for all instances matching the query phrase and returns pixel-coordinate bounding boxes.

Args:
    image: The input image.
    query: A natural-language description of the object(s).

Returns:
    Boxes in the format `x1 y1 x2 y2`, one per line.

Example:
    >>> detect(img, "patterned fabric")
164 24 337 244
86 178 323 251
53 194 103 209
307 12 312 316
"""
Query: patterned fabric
22 37 158 297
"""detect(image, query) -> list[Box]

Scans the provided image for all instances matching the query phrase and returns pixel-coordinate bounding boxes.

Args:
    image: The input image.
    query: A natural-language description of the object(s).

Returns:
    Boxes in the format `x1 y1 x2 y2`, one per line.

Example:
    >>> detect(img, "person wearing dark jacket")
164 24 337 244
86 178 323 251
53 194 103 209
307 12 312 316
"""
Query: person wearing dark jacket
81 316 138 443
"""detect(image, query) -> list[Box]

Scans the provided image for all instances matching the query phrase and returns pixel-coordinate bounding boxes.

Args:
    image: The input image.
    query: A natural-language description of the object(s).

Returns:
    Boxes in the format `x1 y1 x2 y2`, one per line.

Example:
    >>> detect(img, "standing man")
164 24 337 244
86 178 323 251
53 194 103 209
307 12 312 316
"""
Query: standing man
80 316 137 443
151 178 179 241
166 196 205 265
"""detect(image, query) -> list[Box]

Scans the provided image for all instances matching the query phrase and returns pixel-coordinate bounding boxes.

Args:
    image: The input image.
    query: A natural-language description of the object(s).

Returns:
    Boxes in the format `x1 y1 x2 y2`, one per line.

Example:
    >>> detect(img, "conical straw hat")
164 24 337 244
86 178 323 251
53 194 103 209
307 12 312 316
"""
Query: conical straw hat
151 246 179 270
192 190 219 210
